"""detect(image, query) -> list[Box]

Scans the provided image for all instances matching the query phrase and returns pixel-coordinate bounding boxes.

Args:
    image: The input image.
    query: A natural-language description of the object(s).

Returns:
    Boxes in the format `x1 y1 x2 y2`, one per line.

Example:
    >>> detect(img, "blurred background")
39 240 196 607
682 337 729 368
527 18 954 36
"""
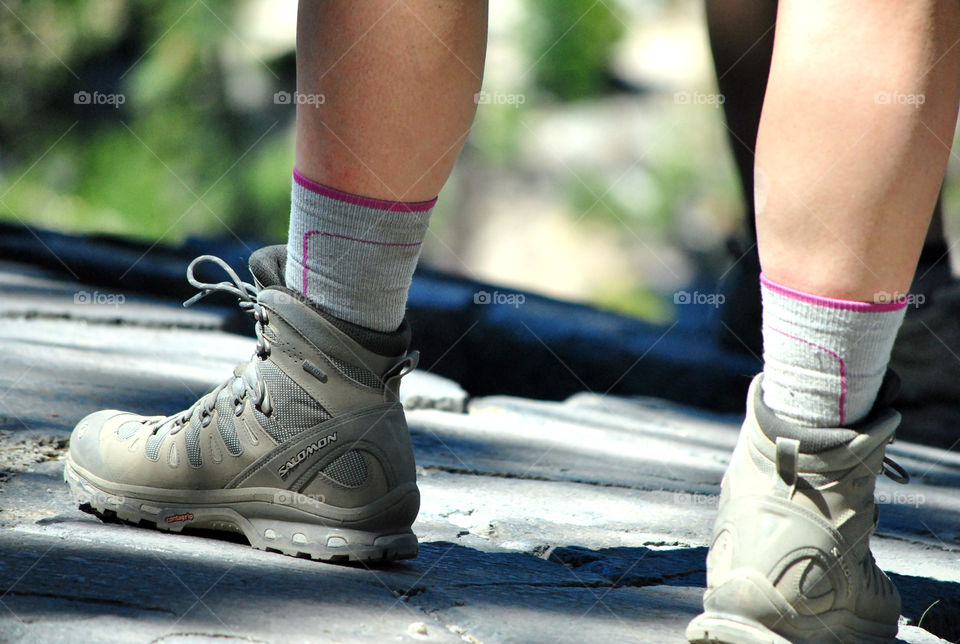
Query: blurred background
3 0 960 325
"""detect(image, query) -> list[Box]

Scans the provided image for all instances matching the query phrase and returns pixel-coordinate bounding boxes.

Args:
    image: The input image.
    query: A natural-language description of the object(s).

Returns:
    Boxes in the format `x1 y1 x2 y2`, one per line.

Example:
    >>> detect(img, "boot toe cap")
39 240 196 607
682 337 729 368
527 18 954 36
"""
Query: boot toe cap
69 410 142 472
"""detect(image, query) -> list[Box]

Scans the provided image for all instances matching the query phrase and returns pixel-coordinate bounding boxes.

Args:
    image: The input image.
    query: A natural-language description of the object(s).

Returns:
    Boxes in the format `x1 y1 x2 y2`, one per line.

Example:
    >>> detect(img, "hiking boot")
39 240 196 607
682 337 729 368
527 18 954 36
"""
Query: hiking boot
65 245 421 563
686 374 909 644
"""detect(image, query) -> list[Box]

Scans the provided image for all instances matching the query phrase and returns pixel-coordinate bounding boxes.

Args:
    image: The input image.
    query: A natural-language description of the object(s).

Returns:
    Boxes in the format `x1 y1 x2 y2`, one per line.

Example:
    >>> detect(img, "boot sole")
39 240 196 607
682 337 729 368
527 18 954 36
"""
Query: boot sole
686 612 897 644
687 568 898 644
686 613 791 644
64 455 419 564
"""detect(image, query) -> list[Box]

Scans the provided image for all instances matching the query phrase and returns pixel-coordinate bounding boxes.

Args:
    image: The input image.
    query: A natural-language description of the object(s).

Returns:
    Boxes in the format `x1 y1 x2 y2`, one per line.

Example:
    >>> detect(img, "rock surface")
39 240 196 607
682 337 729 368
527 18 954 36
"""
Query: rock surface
1 258 958 643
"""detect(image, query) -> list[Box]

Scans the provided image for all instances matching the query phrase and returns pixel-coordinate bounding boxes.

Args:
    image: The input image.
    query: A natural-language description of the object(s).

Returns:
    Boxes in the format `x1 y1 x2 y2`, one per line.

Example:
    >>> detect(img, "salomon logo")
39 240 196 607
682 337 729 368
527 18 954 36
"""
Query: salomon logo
278 432 338 479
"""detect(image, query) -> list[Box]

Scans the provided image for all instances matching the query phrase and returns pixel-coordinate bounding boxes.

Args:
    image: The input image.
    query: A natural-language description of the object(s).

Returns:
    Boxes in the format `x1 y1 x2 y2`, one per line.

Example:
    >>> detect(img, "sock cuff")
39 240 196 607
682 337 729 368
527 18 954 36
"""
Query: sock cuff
759 273 907 313
760 273 906 427
293 168 437 213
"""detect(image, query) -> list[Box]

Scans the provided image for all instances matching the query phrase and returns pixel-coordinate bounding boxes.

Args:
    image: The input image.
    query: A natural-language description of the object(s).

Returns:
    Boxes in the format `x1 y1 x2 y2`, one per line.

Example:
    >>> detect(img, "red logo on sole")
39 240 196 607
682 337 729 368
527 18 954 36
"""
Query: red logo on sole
165 513 195 524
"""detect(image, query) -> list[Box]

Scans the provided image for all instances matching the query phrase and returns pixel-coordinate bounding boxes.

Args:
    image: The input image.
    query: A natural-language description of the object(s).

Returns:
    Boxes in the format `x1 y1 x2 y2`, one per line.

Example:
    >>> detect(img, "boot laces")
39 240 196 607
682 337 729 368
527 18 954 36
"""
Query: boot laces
155 255 274 436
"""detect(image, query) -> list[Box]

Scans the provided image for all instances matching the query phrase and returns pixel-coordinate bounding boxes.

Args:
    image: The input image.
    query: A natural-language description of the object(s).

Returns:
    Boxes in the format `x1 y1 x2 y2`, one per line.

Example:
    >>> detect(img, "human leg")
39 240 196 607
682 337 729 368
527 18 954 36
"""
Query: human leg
690 1 960 640
706 0 954 356
706 0 777 354
705 0 776 231
66 1 489 563
288 0 487 332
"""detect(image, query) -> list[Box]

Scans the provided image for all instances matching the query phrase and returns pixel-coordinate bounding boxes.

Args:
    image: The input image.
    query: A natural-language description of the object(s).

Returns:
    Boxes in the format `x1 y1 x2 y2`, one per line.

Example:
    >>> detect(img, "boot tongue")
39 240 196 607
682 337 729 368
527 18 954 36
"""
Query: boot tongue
257 287 405 376
246 244 411 356
248 244 287 289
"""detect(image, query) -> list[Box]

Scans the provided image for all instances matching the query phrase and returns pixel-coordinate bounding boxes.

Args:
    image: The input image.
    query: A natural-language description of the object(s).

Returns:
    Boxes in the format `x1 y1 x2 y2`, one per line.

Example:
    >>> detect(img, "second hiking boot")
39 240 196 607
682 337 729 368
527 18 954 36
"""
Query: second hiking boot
687 374 908 644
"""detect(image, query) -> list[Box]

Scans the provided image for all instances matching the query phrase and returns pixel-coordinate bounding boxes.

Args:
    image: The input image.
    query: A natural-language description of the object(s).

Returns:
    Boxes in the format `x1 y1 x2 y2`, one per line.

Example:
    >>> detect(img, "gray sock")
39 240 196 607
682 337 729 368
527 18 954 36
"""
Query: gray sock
285 169 434 332
760 273 907 428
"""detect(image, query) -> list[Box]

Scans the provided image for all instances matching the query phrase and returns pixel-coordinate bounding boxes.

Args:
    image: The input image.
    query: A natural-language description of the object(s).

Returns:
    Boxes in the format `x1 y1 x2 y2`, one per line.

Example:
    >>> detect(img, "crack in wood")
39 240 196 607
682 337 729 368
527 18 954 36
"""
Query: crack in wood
0 589 177 616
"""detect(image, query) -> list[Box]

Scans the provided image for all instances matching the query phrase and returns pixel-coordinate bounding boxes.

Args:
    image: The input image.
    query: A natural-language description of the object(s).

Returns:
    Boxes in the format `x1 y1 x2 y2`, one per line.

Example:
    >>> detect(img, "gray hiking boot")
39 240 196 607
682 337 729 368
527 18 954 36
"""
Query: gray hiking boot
686 374 909 644
65 245 421 563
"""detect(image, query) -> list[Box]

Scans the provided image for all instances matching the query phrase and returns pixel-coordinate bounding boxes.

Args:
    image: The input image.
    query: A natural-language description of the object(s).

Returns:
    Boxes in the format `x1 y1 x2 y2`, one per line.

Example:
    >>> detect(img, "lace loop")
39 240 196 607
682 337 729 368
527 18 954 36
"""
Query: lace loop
182 255 257 308
182 255 272 362
159 255 276 436
881 456 909 484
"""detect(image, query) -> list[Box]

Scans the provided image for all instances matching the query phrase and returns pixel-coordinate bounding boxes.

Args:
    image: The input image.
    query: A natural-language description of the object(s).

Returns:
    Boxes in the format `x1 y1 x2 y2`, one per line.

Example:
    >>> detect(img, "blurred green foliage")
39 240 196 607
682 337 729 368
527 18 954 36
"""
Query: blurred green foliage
0 0 294 242
0 0 743 324
0 0 626 245
524 0 625 102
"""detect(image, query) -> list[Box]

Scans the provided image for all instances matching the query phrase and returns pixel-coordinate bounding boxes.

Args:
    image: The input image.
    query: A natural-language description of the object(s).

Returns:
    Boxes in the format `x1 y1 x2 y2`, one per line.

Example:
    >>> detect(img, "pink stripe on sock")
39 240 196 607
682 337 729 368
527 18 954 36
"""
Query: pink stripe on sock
293 168 437 212
760 274 907 312
301 230 315 297
768 325 847 426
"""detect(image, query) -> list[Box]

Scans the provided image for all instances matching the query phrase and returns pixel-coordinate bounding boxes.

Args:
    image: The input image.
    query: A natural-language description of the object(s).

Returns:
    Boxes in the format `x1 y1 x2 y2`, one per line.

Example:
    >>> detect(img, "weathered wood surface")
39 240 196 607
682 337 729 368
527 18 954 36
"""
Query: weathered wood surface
1 260 958 643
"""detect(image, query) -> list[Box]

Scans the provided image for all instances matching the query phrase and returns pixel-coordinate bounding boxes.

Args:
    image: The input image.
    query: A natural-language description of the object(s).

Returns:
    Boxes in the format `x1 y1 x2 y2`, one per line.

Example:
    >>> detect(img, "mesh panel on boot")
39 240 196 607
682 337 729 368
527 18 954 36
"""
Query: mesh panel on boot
214 388 243 455
254 361 332 443
116 422 141 440
327 355 383 389
145 424 174 461
321 450 368 487
185 411 203 467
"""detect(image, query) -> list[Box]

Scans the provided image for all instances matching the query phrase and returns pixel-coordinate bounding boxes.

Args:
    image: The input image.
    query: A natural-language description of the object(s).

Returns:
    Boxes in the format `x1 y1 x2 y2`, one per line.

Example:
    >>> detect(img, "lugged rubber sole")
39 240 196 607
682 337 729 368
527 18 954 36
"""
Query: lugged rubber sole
64 456 419 564
688 567 898 644
686 613 792 644
686 611 896 644
686 610 898 644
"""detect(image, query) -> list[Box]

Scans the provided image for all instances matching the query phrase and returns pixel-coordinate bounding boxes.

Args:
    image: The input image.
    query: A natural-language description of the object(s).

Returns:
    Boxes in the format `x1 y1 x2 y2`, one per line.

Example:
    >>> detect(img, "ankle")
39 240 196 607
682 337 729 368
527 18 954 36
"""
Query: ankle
285 169 434 333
